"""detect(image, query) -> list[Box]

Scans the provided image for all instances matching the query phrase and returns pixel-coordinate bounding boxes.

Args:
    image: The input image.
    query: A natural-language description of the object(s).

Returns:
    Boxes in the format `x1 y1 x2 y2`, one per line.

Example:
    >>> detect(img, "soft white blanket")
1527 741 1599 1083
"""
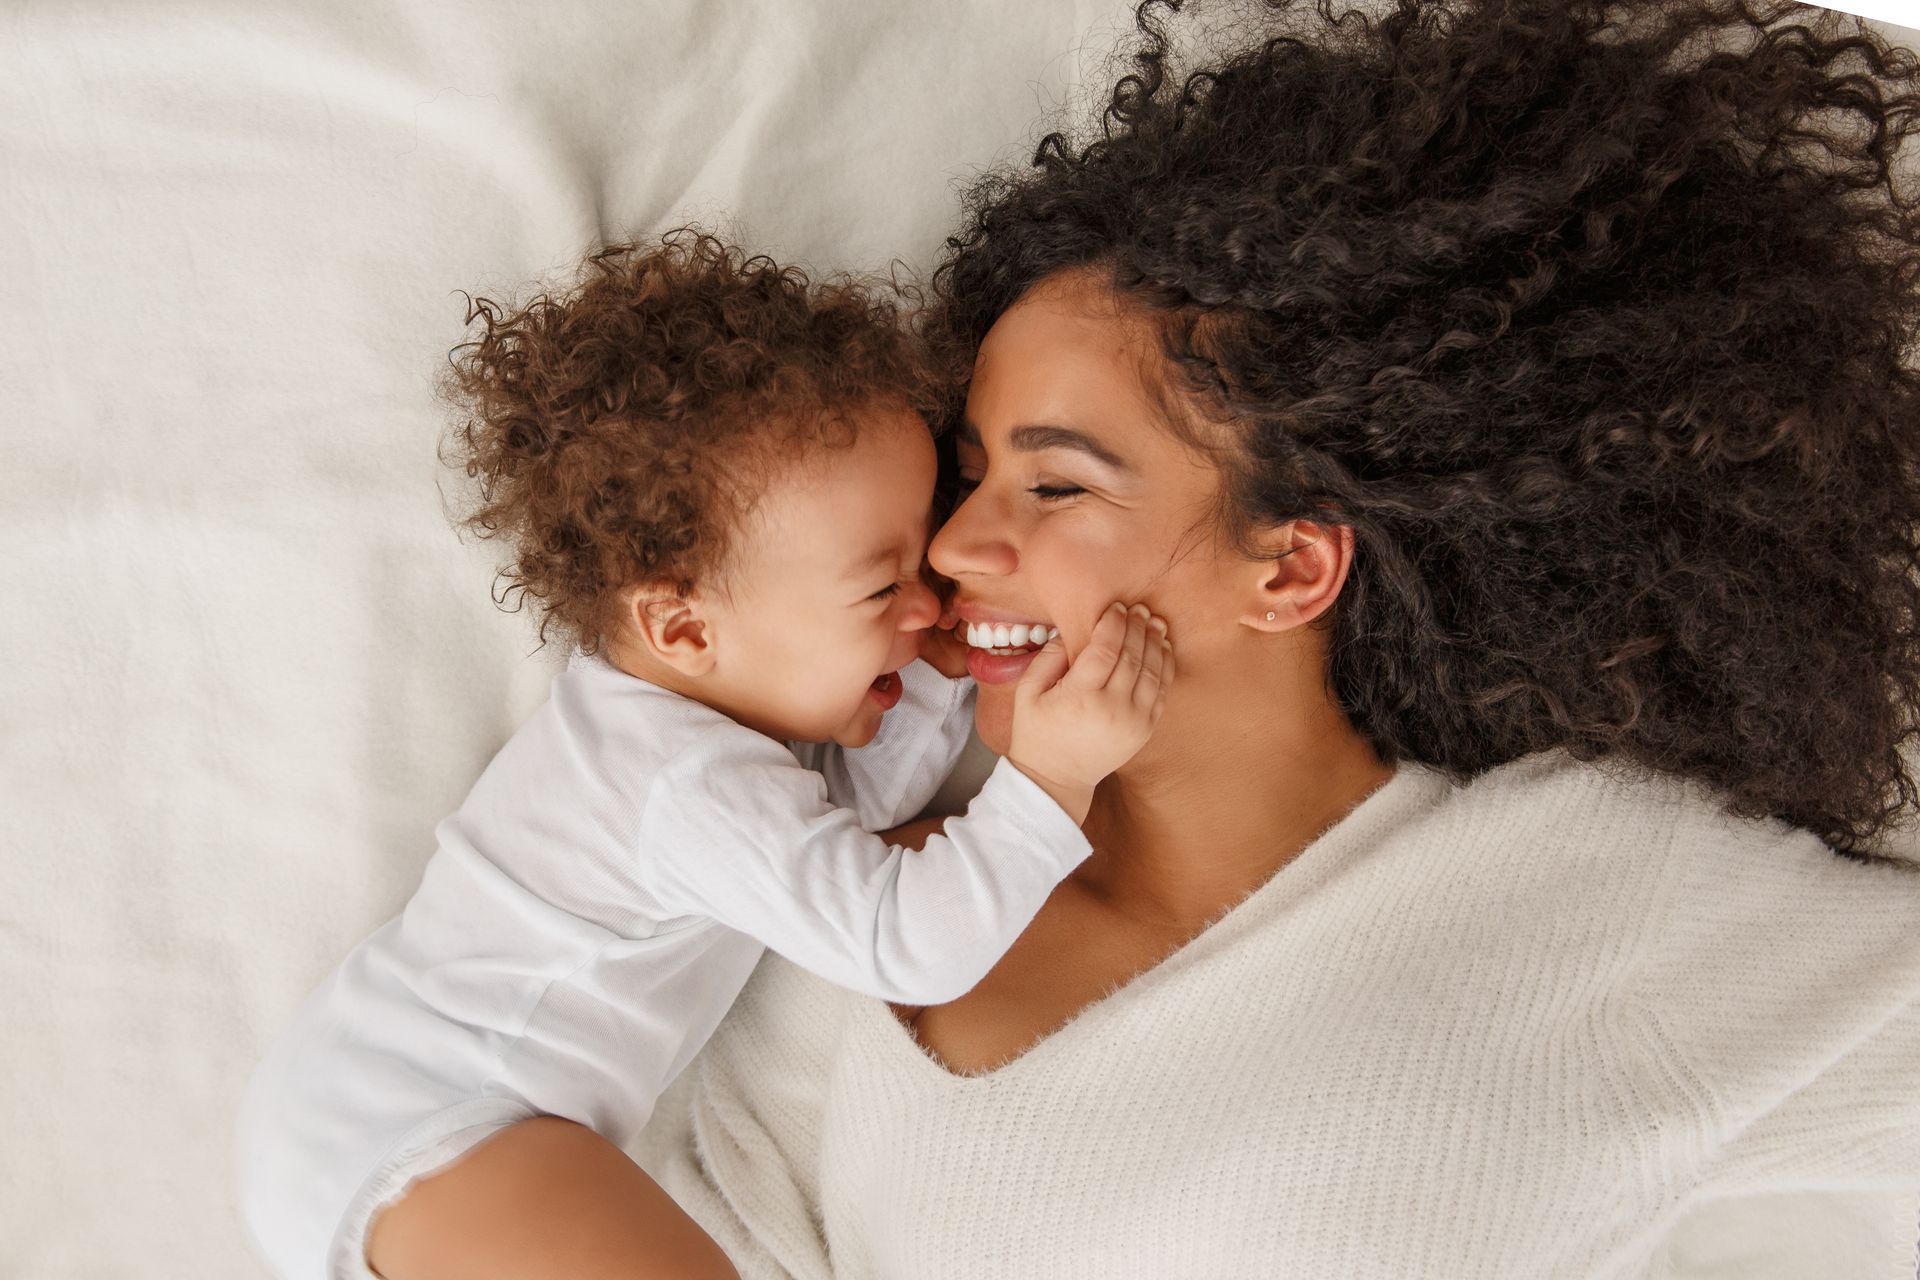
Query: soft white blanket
2 2 1915 1277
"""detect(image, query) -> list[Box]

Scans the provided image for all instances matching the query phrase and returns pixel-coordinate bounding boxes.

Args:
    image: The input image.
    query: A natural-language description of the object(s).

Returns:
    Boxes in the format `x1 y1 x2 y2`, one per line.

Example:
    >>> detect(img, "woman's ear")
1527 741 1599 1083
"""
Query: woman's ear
1243 519 1353 633
617 582 717 677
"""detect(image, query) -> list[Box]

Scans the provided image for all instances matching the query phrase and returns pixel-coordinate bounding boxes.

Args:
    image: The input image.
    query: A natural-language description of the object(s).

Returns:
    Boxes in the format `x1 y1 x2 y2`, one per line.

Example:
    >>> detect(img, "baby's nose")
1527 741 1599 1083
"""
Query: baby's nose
899 579 941 630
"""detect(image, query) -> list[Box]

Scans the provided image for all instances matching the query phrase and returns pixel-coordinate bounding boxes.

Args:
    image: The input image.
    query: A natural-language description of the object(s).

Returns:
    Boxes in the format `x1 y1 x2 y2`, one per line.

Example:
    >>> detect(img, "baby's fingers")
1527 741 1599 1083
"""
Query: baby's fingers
1013 632 1070 701
1100 604 1153 691
1064 602 1130 689
1133 623 1171 710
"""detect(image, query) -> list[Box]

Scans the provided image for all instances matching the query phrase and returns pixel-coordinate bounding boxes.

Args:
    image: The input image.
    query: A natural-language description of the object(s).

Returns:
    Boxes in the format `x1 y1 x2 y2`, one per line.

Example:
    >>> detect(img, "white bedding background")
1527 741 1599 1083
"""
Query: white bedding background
3 3 1917 1278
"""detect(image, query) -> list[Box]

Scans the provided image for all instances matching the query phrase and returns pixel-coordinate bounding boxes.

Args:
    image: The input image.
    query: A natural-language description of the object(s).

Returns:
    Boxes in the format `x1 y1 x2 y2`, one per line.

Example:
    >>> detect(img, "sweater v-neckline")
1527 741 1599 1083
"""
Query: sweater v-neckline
859 758 1454 1085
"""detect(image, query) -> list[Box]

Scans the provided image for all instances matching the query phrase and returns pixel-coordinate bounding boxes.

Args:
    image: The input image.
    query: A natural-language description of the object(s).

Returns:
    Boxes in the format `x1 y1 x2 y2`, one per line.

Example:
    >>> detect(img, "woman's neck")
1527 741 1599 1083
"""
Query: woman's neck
1075 648 1395 933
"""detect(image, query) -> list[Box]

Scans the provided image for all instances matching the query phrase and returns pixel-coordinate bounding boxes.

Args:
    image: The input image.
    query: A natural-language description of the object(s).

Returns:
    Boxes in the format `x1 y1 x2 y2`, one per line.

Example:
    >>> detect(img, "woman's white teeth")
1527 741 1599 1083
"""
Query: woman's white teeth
964 621 1055 651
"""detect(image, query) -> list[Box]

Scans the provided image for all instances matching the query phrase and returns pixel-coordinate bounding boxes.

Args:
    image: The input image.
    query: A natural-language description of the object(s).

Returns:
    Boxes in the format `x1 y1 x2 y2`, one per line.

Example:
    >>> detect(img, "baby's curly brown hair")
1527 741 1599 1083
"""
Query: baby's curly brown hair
928 0 1920 860
441 229 943 654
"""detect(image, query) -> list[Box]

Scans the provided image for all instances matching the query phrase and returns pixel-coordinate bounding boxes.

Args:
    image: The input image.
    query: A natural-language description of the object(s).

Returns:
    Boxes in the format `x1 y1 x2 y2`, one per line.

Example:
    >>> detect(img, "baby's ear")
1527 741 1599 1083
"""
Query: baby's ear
618 581 715 677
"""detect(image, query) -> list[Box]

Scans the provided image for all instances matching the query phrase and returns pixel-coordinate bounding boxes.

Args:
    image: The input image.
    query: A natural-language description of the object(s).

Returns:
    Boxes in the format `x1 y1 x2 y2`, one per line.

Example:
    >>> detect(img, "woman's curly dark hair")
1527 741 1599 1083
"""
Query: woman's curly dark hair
442 229 942 654
927 0 1920 860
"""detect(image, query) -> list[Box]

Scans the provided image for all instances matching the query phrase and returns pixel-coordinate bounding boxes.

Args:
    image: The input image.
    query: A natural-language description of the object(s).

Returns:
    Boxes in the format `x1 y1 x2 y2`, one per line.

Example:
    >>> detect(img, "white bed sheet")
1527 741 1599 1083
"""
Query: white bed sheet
3 2 1916 1277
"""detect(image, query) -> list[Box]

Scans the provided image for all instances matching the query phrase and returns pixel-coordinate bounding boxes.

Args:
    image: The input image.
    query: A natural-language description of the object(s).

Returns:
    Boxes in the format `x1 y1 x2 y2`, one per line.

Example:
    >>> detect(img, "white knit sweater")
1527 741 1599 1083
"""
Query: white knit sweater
630 748 1920 1279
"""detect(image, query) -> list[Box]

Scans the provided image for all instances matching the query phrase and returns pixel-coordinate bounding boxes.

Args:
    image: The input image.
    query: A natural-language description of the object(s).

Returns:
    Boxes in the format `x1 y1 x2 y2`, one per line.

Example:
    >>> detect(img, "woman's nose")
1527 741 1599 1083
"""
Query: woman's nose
928 489 1017 580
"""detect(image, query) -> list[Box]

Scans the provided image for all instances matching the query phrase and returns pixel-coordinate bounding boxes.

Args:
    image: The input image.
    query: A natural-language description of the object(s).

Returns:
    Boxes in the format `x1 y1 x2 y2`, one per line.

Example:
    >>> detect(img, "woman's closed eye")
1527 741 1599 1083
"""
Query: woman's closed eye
954 473 1084 502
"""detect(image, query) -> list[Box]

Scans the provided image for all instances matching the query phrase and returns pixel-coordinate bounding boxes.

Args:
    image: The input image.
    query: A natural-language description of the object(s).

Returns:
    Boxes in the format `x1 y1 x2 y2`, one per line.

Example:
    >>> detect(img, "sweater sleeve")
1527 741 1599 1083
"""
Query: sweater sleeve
1635 819 1920 1202
642 746 1091 1005
1685 986 1920 1197
789 660 976 831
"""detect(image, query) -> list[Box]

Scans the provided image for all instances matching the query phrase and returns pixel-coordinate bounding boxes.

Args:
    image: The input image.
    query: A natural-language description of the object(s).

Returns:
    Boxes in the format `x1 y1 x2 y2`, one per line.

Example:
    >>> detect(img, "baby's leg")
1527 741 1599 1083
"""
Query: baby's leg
620 1160 744 1280
367 1115 739 1279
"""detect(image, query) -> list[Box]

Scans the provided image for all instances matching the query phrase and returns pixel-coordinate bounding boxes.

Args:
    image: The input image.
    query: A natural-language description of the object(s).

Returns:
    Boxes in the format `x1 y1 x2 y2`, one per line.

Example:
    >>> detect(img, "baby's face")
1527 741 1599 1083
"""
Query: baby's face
702 403 942 748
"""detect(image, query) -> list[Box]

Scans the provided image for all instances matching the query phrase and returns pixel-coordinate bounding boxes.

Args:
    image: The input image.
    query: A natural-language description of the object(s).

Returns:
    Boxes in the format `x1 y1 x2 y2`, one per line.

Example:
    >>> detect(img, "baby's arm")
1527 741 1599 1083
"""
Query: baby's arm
646 750 1080 1004
645 605 1171 1005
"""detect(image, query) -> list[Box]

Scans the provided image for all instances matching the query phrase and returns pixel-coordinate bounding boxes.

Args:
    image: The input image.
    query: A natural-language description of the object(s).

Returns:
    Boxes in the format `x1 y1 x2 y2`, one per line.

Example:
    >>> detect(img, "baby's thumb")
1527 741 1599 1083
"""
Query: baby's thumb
1014 634 1069 700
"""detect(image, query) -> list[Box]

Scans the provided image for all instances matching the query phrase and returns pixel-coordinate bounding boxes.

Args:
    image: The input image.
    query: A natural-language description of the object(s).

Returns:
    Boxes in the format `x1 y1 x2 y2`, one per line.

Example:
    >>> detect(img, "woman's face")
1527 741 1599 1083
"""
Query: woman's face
930 269 1290 756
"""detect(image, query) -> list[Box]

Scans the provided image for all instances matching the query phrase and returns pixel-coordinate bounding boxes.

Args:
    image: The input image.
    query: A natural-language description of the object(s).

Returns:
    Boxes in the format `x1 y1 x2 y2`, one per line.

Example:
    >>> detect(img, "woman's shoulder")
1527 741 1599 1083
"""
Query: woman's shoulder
1460 747 1920 990
1596 748 1920 954
1239 750 1920 1192
1351 749 1920 1073
1562 753 1920 1178
1433 745 1920 894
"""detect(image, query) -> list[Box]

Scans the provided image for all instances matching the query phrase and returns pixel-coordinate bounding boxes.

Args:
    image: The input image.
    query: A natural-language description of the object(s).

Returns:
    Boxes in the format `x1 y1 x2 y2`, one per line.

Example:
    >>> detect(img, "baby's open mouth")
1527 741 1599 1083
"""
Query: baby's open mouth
960 620 1056 656
867 671 904 709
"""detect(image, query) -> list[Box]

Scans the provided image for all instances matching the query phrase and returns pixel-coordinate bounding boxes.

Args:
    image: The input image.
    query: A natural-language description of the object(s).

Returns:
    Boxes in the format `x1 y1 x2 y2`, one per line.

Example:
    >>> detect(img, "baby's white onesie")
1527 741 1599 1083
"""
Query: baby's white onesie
235 650 1089 1280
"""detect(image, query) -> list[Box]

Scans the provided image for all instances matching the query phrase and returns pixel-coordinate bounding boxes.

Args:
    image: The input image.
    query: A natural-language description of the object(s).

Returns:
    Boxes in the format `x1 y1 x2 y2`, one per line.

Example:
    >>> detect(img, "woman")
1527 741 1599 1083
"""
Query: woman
371 0 1920 1275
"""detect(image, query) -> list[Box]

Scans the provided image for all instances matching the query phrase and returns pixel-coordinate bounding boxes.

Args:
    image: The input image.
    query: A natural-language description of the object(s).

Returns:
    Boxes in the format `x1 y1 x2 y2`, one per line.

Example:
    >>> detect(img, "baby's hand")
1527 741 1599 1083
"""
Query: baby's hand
915 564 972 679
916 602 973 680
1006 602 1173 824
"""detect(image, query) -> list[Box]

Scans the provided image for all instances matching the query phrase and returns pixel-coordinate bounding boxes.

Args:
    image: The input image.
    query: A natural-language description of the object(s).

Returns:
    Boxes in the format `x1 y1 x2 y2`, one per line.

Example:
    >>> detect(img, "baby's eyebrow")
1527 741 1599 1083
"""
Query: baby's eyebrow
958 418 1132 474
845 543 905 580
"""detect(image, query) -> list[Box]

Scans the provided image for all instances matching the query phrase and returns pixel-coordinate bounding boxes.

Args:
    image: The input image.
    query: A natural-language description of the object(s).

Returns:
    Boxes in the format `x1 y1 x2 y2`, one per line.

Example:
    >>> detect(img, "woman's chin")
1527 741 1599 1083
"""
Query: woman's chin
974 684 1014 756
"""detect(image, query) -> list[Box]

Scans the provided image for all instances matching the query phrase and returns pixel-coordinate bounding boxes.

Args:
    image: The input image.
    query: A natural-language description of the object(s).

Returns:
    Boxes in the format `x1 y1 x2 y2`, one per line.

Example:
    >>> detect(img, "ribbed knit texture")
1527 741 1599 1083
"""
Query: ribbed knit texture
633 748 1920 1279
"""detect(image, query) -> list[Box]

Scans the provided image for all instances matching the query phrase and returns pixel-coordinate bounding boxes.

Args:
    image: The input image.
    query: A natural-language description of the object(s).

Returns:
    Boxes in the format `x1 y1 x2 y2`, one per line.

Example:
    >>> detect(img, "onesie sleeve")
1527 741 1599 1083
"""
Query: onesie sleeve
642 743 1091 1005
788 659 977 832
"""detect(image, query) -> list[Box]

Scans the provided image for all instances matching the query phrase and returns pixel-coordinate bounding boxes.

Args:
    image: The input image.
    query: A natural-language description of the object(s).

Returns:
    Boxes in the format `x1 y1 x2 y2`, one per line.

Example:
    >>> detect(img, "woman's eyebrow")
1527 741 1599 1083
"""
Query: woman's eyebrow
958 419 1133 473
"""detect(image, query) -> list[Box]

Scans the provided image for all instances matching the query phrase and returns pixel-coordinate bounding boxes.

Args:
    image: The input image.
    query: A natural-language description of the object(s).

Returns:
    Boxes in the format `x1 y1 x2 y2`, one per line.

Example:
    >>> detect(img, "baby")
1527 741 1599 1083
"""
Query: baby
236 231 1173 1280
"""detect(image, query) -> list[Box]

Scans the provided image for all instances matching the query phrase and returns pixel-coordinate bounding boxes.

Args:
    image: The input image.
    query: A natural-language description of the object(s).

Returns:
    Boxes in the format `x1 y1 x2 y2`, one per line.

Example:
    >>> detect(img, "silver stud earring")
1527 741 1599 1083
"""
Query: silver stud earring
1265 611 1276 621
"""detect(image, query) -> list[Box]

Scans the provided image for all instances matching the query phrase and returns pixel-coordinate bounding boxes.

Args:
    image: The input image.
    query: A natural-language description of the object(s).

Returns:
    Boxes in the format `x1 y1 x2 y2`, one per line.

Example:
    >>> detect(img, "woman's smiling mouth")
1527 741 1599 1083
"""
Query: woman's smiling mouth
961 620 1057 654
950 606 1058 682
